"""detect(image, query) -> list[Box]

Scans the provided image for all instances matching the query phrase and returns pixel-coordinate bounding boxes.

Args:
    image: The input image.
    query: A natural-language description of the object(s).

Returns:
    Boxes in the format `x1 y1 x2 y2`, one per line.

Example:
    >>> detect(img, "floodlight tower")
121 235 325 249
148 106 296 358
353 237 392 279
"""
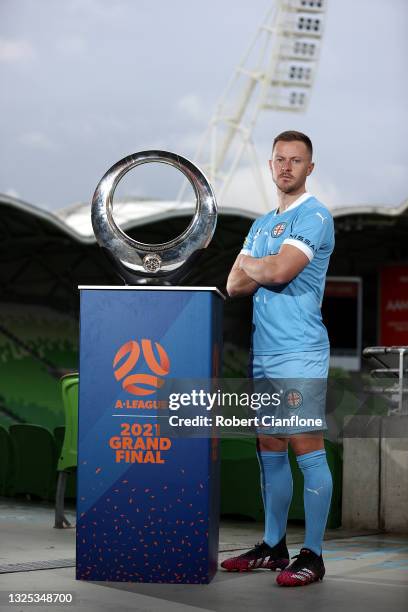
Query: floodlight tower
180 0 327 211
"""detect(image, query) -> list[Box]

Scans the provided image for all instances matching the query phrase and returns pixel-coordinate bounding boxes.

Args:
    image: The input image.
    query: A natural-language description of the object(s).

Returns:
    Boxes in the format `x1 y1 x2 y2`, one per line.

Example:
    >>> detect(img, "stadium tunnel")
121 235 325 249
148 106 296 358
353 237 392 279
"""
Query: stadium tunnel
0 194 407 429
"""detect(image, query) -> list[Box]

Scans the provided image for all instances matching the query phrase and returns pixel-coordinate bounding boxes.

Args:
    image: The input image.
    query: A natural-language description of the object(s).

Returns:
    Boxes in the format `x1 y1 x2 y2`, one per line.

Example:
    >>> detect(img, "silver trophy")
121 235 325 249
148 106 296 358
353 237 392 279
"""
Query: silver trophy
91 150 217 285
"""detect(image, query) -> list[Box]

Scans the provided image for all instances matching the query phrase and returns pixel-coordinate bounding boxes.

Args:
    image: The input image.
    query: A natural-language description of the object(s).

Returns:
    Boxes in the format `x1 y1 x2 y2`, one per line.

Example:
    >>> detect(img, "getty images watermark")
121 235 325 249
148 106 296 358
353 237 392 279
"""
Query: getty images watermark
168 388 282 411
118 375 406 439
161 385 325 435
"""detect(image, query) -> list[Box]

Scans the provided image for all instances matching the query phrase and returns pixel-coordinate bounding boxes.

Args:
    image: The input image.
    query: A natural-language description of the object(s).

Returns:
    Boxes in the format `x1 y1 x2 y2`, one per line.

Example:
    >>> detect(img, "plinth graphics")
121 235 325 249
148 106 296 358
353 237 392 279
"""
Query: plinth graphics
76 286 223 583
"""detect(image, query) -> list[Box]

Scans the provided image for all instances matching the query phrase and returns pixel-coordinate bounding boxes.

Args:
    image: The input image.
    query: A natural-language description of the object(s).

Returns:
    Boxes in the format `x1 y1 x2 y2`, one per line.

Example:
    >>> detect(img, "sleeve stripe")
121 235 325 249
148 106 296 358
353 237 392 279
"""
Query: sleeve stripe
240 249 251 255
282 238 314 261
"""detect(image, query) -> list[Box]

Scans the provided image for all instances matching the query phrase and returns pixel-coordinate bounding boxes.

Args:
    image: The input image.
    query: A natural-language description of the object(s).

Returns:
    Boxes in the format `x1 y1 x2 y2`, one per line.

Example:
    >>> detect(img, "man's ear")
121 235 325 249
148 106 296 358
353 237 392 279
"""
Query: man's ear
307 162 315 176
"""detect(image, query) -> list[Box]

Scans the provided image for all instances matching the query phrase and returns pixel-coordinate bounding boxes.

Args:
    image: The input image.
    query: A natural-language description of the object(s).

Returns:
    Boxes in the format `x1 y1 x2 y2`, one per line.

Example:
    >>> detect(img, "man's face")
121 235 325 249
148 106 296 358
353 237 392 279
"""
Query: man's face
269 140 314 194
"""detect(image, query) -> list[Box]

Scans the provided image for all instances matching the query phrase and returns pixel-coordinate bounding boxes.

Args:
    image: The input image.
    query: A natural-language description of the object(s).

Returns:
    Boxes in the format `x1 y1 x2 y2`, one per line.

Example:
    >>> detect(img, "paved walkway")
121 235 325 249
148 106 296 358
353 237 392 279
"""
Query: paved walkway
0 498 407 611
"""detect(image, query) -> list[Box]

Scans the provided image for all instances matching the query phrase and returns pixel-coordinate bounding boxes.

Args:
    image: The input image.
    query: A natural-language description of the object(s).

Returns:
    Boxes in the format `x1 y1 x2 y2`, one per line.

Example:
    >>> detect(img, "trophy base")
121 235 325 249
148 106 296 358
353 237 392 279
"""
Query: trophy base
102 247 205 287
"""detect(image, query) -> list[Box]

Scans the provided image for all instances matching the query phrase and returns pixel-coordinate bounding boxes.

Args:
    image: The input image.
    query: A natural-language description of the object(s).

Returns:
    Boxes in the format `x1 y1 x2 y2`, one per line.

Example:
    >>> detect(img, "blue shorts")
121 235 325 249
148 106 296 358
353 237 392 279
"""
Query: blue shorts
249 349 329 436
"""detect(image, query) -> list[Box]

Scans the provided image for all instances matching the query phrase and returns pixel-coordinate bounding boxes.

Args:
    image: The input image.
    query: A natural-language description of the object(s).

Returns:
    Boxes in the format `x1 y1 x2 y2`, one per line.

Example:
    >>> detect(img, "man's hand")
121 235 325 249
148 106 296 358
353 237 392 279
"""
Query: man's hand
240 244 310 285
226 253 259 298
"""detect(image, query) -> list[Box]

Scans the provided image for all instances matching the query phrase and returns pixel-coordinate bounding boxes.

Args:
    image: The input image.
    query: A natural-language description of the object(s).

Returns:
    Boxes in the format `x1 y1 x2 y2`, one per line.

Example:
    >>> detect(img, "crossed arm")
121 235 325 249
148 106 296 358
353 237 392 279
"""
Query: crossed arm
226 244 310 298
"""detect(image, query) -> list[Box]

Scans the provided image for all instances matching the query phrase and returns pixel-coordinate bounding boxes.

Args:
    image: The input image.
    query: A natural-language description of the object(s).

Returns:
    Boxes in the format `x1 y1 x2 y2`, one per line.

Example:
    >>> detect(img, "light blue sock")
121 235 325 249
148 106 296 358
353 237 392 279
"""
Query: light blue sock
296 449 333 555
257 450 293 547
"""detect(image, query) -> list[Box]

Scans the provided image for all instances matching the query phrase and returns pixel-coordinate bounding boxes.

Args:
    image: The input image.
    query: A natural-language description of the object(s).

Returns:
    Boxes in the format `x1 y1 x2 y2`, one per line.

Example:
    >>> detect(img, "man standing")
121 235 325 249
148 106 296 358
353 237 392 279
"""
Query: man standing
222 131 335 587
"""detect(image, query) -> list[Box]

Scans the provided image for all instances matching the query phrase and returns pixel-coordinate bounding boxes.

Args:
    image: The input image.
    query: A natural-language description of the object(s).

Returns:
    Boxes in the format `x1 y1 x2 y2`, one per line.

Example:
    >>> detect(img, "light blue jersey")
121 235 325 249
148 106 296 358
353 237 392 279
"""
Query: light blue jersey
241 193 334 355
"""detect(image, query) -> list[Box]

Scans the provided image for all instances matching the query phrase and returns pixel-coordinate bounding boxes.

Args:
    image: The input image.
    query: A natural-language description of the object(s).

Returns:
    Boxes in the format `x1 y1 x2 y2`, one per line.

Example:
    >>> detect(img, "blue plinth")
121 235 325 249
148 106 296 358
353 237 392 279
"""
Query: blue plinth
76 286 223 584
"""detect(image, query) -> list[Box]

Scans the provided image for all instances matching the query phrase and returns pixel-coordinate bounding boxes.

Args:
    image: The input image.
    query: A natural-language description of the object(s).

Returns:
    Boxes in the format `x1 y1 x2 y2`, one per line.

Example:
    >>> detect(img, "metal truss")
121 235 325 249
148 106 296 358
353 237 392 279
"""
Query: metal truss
179 0 327 211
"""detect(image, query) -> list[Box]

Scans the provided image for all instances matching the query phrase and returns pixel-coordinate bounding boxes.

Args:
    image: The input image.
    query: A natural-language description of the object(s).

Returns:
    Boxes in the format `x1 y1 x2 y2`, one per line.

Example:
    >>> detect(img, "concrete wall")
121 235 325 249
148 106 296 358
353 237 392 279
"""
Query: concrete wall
342 416 381 530
342 415 408 533
381 416 408 532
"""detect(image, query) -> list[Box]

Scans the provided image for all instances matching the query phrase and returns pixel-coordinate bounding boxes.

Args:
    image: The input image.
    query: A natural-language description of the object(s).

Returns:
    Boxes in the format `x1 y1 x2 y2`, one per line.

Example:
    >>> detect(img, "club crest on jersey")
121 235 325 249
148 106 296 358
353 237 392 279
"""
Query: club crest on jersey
271 222 287 238
285 389 303 409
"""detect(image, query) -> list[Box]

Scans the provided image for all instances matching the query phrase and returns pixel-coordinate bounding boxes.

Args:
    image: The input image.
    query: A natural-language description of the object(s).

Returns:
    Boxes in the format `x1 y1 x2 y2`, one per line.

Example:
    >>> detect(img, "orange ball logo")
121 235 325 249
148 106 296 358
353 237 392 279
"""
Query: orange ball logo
113 339 170 396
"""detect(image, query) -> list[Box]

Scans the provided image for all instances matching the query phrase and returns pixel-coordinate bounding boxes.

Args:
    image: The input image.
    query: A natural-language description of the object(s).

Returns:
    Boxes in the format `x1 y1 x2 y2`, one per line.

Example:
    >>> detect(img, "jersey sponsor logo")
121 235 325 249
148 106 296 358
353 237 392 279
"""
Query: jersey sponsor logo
288 233 316 251
271 222 287 237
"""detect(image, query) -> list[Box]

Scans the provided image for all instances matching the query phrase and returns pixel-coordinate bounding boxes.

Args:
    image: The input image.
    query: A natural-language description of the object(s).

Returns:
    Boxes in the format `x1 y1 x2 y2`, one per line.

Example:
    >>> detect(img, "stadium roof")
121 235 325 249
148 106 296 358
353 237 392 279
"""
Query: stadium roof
56 198 270 239
3 193 407 241
56 197 408 238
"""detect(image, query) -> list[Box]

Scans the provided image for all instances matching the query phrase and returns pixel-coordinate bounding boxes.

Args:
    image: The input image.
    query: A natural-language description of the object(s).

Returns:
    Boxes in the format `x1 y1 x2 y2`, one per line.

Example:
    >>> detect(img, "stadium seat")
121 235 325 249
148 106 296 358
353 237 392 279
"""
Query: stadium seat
0 425 13 496
220 438 342 528
53 426 65 458
53 426 76 499
9 423 58 500
54 373 78 528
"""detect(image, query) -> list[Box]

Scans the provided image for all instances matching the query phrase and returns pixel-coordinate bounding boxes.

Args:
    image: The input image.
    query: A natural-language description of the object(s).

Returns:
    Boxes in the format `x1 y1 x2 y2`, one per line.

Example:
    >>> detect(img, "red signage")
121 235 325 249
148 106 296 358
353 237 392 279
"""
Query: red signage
380 266 408 345
325 280 358 298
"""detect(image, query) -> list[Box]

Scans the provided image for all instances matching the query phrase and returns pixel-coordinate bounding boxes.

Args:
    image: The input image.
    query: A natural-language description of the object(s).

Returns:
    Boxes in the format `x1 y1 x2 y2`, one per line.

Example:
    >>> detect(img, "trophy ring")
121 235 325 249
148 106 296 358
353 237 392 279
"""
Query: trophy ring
91 150 217 285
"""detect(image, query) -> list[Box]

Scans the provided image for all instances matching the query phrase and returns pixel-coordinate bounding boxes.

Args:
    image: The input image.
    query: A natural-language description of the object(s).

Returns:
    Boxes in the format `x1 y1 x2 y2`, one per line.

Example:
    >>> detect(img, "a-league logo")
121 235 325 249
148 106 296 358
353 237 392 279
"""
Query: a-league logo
113 339 170 396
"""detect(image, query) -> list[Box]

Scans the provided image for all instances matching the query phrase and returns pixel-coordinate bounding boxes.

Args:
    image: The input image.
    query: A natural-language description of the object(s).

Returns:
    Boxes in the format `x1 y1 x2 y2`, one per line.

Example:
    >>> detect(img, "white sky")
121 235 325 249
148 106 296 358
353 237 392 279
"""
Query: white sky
0 0 407 212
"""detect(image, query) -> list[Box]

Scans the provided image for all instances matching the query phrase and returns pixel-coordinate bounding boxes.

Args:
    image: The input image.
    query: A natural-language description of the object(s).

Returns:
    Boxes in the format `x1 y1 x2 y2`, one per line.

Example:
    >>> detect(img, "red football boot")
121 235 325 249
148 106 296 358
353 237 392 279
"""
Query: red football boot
221 536 289 572
276 547 325 586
